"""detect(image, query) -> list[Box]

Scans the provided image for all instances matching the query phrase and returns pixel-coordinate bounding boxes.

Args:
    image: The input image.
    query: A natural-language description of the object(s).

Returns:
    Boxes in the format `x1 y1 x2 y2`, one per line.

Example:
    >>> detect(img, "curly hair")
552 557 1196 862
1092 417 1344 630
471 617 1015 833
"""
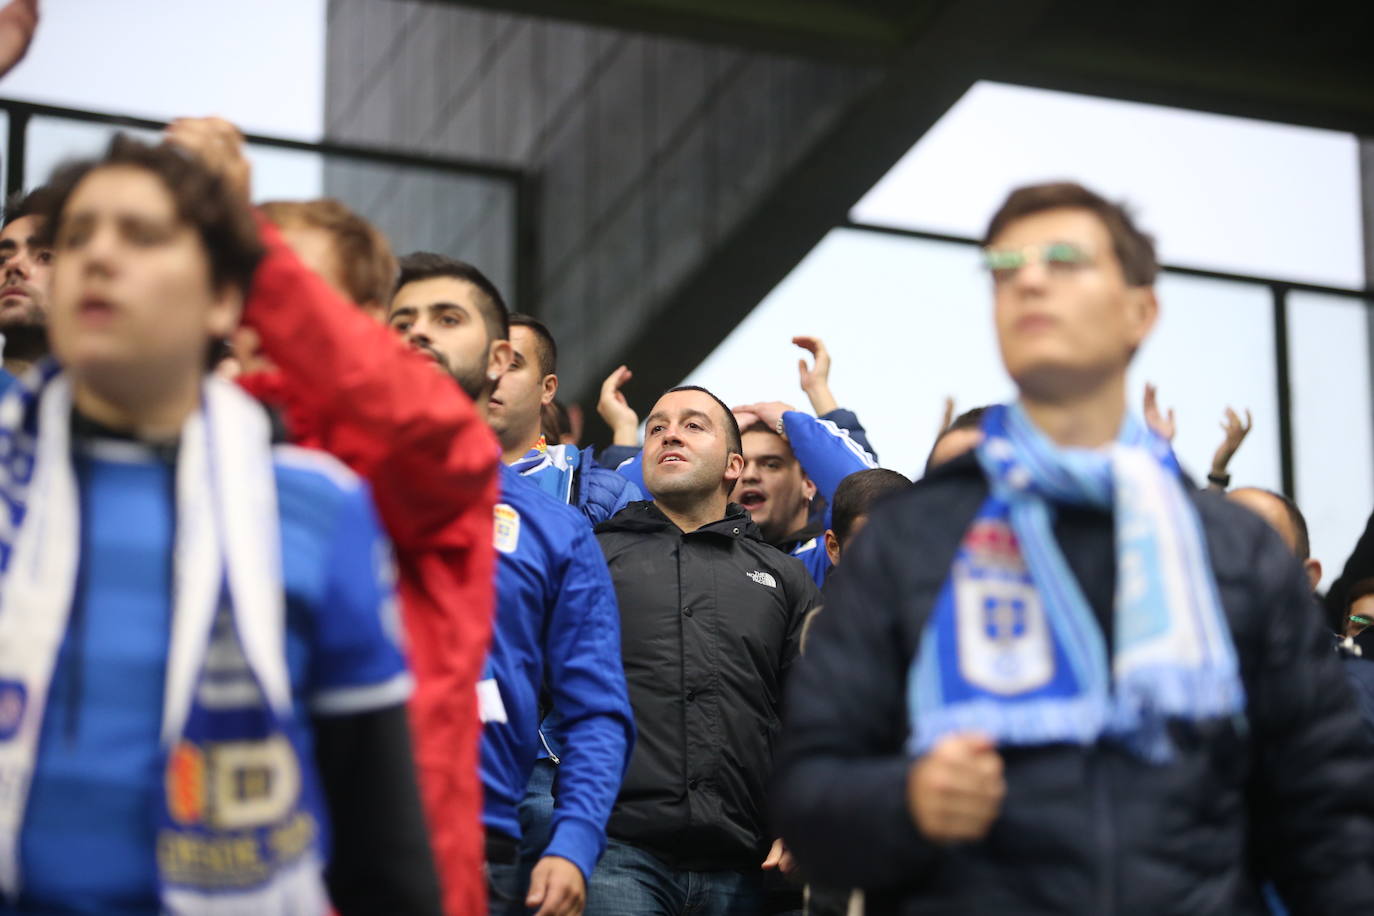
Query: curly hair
35 133 262 293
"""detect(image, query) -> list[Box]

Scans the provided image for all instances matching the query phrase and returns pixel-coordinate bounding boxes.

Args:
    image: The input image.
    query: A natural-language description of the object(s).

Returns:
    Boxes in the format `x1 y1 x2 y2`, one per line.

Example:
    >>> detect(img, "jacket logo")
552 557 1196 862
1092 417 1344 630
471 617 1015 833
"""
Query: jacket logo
746 570 777 589
494 503 520 554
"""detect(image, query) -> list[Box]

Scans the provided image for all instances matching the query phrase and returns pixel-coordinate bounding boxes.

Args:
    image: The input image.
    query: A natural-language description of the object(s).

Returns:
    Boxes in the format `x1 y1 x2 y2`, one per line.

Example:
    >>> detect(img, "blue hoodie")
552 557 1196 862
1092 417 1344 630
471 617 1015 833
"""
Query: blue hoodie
480 465 635 881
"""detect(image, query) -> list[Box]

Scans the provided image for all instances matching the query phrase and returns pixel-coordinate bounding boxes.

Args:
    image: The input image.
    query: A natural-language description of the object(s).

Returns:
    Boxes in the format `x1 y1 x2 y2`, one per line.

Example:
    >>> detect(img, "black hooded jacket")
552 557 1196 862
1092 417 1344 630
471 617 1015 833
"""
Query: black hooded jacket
595 500 821 870
773 452 1374 915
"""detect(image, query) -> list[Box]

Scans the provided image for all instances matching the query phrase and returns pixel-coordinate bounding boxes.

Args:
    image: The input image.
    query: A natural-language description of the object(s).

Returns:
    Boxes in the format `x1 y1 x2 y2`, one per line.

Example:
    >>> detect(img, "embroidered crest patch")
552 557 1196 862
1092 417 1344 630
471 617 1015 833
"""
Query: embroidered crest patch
954 520 1054 695
0 681 26 741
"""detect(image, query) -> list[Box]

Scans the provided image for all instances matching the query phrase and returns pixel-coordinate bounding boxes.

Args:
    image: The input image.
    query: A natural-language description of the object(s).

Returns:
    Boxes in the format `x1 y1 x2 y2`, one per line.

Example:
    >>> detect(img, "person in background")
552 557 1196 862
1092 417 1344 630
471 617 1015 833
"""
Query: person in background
1227 487 1322 592
390 254 635 916
587 385 819 916
490 313 641 526
596 334 879 471
0 186 57 388
823 468 913 572
925 405 989 473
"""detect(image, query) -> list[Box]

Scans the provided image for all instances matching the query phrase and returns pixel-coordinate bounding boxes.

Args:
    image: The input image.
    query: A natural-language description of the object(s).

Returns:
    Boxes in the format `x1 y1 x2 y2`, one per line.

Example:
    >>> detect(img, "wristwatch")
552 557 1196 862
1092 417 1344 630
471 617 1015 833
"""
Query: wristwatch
1207 471 1230 488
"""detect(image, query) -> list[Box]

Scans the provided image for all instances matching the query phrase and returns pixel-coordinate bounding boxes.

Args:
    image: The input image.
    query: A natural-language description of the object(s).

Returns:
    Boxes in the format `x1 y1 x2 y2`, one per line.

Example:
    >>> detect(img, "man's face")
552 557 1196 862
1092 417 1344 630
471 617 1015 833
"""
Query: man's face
642 389 742 502
991 207 1156 400
1348 594 1374 639
0 214 52 329
738 428 815 541
388 276 498 400
489 325 555 448
49 166 238 386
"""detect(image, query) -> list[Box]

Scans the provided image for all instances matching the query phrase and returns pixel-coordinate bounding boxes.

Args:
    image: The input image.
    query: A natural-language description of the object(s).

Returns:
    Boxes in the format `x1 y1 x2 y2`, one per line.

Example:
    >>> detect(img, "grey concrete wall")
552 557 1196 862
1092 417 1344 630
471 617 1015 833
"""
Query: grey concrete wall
323 0 875 395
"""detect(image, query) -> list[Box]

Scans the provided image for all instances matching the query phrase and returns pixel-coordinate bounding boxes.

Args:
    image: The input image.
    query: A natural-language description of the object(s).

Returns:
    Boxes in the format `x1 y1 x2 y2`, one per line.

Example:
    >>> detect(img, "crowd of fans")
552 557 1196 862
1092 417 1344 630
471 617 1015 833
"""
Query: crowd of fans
2 4 1374 915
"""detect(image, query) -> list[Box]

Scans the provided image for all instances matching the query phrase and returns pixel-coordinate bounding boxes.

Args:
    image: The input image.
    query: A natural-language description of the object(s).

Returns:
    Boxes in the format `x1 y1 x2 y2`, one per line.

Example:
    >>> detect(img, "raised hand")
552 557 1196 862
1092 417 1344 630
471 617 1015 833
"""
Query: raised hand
793 335 838 416
164 117 253 203
1211 407 1252 475
1143 382 1176 442
906 733 1006 843
0 0 38 81
733 401 798 437
597 365 640 446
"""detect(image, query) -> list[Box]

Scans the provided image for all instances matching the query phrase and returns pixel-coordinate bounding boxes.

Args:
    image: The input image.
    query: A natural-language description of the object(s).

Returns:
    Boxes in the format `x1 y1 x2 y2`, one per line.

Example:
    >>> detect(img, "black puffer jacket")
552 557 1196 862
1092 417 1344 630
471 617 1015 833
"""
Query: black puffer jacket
773 453 1374 915
596 501 820 870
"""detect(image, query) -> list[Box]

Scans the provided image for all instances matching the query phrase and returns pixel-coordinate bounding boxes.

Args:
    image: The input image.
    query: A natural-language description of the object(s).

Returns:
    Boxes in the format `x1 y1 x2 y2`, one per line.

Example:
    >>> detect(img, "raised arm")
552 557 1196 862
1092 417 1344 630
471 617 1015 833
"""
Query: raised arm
737 400 878 505
795 335 878 460
166 117 499 551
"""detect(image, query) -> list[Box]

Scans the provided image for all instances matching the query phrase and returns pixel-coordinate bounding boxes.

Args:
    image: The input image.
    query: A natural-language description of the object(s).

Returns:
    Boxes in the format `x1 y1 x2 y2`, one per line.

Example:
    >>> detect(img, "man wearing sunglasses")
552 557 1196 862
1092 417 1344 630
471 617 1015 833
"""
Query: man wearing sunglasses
774 181 1374 914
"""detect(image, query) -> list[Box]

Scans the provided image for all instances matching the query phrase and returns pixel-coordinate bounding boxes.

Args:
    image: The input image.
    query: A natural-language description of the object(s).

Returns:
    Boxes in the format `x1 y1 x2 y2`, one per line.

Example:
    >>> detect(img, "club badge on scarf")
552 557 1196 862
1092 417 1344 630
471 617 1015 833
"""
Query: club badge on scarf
0 363 330 913
907 403 1244 763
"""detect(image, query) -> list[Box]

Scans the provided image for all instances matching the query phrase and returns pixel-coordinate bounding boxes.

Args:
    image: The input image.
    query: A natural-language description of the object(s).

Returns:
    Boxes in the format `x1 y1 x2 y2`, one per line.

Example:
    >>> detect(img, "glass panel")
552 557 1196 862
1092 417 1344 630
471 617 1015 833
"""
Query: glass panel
25 116 161 189
21 116 517 305
1289 292 1374 589
323 158 517 305
0 0 325 140
682 228 1280 487
1127 274 1280 491
850 81 1364 289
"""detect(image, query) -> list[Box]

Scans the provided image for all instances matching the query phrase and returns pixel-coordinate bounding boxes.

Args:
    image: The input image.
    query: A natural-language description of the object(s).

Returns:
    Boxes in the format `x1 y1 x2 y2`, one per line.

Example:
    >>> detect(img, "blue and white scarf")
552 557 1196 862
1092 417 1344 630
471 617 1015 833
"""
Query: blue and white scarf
907 403 1244 763
509 435 578 505
0 363 330 913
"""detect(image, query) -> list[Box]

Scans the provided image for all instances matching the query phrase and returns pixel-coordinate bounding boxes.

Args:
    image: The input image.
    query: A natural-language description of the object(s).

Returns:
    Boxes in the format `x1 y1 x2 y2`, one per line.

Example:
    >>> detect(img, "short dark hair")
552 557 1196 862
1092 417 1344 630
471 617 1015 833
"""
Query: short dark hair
509 313 557 376
664 385 742 456
37 134 262 293
1348 578 1374 610
983 181 1159 287
1254 487 1311 561
259 198 396 307
830 468 911 546
394 252 509 341
4 185 59 229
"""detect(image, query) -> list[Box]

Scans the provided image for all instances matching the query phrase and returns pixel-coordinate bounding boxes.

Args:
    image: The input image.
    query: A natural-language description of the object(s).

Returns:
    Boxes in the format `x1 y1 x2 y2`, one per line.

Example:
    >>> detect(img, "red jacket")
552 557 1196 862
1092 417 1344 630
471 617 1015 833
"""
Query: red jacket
240 218 498 916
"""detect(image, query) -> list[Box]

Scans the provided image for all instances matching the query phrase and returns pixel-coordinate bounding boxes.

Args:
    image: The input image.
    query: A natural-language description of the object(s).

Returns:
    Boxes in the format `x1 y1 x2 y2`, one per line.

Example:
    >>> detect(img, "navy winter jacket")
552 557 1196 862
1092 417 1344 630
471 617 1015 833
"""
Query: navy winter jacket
774 451 1374 915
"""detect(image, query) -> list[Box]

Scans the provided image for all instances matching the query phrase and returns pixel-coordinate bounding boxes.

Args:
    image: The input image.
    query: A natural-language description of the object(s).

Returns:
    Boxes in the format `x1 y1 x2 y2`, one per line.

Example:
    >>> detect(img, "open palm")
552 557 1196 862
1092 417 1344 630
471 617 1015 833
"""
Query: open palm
0 0 37 80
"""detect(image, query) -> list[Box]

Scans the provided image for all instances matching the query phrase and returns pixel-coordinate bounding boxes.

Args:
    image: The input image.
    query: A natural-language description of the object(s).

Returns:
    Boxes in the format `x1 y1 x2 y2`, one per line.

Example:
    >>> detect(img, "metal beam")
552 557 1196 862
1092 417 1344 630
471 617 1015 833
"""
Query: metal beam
423 0 915 62
573 0 1057 434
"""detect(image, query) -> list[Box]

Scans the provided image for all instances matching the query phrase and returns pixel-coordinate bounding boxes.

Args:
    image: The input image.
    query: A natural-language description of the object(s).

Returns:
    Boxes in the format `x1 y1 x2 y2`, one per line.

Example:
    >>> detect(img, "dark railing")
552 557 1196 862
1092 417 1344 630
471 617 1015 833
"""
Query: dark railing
0 97 531 311
844 218 1374 499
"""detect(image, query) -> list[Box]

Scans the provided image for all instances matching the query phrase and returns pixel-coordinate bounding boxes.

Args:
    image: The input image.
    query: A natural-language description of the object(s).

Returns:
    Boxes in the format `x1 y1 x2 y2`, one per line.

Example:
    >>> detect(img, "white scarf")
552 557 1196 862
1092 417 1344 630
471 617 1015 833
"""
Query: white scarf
0 372 326 913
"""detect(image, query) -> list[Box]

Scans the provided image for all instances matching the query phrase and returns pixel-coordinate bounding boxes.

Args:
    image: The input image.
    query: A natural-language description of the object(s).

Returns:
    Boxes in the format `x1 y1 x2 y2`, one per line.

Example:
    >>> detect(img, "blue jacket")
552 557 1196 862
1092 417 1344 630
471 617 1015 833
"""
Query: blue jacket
481 465 635 881
515 442 642 527
608 410 876 587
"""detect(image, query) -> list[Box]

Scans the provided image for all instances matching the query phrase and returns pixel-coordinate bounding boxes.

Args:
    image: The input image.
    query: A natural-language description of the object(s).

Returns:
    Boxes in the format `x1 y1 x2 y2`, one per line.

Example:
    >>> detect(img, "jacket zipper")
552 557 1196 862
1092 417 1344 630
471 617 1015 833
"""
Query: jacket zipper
538 728 560 765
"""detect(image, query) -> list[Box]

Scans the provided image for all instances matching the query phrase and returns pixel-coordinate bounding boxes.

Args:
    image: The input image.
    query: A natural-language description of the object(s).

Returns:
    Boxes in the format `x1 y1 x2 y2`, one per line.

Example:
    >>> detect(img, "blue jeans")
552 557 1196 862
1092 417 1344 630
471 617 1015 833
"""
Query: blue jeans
517 758 558 884
586 839 767 916
487 857 527 916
